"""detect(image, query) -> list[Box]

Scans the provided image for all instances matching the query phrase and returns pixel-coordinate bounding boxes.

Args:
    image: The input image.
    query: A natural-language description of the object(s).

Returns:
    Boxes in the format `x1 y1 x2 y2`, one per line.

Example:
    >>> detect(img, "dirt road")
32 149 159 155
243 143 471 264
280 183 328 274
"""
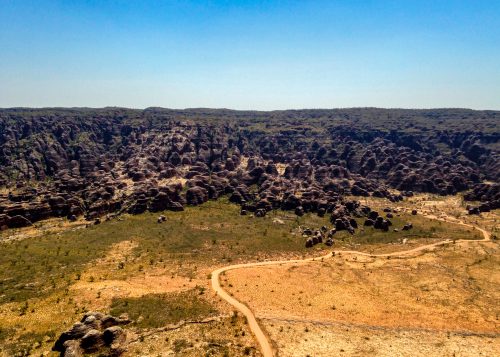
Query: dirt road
210 217 491 357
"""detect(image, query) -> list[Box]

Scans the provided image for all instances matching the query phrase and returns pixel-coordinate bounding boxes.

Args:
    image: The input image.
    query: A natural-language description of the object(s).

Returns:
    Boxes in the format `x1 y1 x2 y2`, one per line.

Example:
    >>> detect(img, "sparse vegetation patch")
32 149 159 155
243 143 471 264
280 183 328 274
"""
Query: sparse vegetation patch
110 288 218 328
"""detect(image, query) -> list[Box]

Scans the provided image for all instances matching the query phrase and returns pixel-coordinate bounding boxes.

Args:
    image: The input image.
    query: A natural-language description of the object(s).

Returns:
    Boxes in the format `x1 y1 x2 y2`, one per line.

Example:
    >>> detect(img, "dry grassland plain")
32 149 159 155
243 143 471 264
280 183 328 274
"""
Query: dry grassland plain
0 195 498 356
222 197 499 356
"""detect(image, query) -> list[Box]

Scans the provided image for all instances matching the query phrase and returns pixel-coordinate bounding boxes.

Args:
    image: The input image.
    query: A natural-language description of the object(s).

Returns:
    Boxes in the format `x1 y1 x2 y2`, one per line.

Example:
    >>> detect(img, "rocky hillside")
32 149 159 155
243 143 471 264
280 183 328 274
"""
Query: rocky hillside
0 107 498 230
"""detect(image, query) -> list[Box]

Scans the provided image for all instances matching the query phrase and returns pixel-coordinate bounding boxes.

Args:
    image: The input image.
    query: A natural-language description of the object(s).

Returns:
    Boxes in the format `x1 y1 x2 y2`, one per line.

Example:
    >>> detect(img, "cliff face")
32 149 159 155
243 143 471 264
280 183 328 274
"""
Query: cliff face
0 107 498 228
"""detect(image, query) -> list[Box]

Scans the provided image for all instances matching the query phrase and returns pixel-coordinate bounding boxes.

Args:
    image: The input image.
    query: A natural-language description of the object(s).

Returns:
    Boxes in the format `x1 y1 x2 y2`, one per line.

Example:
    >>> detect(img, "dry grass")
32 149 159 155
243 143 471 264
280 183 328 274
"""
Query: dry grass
125 314 261 356
0 235 250 356
0 194 497 356
222 198 499 357
263 320 499 357
0 217 87 243
70 240 202 310
1 198 321 355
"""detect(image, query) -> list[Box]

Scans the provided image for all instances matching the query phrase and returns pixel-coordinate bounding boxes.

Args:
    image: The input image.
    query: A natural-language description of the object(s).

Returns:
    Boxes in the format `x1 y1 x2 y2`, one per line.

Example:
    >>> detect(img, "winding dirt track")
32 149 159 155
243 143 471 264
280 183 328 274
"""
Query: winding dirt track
210 217 491 357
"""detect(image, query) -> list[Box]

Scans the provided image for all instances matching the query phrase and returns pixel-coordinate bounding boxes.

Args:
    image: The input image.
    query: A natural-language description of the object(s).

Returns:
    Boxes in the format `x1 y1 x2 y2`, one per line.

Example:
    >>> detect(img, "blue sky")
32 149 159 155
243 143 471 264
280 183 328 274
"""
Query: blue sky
1 0 499 109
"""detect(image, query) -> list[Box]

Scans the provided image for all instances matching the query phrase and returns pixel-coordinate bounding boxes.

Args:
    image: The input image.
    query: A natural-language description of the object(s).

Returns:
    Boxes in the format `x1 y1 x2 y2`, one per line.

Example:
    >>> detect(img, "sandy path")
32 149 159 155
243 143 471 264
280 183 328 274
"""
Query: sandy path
210 216 491 357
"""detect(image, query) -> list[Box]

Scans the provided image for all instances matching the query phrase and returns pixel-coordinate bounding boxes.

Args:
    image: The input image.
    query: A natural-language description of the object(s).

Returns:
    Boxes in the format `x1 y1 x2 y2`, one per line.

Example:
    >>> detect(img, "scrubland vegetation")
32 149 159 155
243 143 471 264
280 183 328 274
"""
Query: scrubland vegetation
1 196 491 356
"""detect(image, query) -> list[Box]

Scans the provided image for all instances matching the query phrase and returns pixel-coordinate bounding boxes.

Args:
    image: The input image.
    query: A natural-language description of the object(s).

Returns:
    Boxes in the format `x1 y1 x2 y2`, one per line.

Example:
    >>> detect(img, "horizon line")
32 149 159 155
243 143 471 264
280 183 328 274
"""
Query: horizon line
1 106 499 112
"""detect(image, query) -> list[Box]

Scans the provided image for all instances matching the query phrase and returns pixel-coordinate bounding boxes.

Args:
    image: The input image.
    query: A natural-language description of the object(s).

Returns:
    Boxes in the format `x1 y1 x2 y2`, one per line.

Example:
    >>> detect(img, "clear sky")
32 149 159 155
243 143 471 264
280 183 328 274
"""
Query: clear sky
1 0 499 110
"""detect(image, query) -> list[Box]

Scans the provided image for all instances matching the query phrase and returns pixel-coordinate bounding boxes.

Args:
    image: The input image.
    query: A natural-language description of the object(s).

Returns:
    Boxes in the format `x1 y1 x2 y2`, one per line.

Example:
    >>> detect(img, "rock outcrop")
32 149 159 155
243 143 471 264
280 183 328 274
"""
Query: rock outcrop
53 312 130 356
0 107 497 229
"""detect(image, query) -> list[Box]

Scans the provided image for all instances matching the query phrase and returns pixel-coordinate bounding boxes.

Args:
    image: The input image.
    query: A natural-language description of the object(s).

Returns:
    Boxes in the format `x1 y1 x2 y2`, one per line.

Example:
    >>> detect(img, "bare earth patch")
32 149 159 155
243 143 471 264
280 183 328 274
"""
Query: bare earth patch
71 240 203 309
263 321 499 357
224 239 500 355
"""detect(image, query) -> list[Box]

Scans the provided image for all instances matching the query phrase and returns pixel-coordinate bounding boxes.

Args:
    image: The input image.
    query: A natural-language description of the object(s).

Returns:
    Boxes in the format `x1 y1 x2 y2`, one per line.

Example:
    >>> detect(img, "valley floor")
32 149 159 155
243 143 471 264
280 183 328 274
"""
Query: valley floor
0 195 498 356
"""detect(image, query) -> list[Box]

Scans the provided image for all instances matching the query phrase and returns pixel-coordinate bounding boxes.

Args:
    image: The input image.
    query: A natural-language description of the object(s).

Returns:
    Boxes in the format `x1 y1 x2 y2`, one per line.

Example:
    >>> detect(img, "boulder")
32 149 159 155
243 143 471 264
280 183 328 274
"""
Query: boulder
168 201 184 211
303 228 313 236
327 228 336 238
149 192 171 212
102 326 125 346
7 215 32 228
468 207 480 215
185 187 208 206
255 208 266 217
53 323 91 352
295 206 304 216
364 219 374 226
62 340 83 357
402 223 413 231
305 238 313 248
80 329 104 351
100 314 131 328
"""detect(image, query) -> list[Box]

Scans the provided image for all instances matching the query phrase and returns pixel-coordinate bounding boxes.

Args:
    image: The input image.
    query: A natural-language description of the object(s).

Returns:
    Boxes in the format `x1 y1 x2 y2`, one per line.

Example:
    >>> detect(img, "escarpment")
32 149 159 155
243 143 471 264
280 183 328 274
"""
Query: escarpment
0 107 498 229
